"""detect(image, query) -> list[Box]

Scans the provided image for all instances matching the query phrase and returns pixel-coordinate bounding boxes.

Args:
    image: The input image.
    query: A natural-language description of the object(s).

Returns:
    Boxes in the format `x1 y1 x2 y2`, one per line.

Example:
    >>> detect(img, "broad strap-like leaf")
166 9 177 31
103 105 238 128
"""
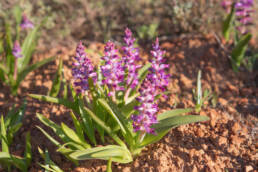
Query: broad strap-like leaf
38 147 64 172
139 129 170 147
36 113 69 143
13 5 22 40
36 126 60 146
24 132 32 166
153 115 209 133
0 152 27 172
61 123 90 149
70 112 85 142
78 99 96 145
69 145 132 164
1 116 9 153
97 99 126 134
231 33 252 68
30 94 78 113
19 17 48 69
5 99 27 128
4 18 15 76
49 58 63 97
140 114 209 147
157 108 192 121
222 5 235 41
78 103 126 148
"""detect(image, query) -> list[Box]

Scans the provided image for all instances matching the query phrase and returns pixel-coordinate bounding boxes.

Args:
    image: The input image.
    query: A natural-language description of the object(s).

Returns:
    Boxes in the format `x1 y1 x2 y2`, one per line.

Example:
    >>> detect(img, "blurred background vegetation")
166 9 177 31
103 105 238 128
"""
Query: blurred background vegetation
0 0 257 47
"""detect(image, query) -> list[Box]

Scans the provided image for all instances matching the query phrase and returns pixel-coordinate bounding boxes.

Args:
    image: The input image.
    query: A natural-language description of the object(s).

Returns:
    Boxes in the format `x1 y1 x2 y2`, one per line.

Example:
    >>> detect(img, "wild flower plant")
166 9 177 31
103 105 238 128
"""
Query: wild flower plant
30 28 209 171
221 0 255 72
0 7 54 95
0 101 31 172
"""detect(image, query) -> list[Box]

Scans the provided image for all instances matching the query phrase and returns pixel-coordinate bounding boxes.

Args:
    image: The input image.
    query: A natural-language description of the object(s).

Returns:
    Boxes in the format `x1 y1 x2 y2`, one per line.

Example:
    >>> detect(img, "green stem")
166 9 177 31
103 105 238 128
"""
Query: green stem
107 158 112 172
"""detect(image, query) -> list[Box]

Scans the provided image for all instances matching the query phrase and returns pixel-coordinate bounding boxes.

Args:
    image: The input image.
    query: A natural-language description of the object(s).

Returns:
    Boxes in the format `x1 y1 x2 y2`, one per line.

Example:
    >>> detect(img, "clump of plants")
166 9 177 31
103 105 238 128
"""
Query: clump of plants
0 6 54 95
30 28 209 171
221 0 257 72
0 101 31 172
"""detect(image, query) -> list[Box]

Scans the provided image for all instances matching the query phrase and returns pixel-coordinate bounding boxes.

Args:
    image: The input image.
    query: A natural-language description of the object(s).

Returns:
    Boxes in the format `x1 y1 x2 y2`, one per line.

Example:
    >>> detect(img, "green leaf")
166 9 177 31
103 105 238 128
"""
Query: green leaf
136 63 151 89
0 63 8 74
19 17 48 70
140 114 209 147
157 108 192 121
69 145 132 163
70 111 85 142
39 147 64 172
97 99 126 134
49 58 63 97
61 123 90 148
13 6 22 26
58 142 86 151
36 126 60 146
222 6 235 41
231 33 252 71
13 6 22 40
62 72 68 99
10 154 28 172
1 116 9 153
78 99 96 145
36 113 69 143
7 123 22 145
4 18 15 77
153 115 209 133
15 56 55 91
0 151 11 160
78 103 126 148
24 132 31 166
30 94 77 112
139 129 170 147
5 99 26 128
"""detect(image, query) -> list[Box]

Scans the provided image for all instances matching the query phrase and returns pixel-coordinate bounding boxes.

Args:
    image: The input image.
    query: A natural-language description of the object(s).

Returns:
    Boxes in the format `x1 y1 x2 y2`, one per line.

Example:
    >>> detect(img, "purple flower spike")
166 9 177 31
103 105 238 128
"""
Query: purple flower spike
123 28 141 88
72 41 97 93
148 38 170 93
131 80 158 134
234 0 253 34
12 40 23 58
132 38 170 135
101 41 125 96
20 14 34 29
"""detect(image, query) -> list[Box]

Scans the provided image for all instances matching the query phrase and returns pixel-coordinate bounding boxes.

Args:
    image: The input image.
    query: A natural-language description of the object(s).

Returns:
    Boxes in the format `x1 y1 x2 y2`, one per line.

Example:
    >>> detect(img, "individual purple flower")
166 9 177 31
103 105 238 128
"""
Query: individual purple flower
122 28 141 88
12 40 23 58
101 41 125 96
20 14 34 29
221 0 233 13
72 41 97 93
131 80 158 134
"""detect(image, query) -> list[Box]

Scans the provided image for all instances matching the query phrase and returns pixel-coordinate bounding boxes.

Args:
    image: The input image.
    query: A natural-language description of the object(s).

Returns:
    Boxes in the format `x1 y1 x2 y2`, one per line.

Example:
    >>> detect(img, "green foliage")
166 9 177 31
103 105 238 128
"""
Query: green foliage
136 23 159 41
221 4 253 72
222 6 235 42
49 58 63 97
0 7 54 95
38 147 64 172
0 102 31 172
231 33 252 72
30 63 209 171
193 70 213 112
